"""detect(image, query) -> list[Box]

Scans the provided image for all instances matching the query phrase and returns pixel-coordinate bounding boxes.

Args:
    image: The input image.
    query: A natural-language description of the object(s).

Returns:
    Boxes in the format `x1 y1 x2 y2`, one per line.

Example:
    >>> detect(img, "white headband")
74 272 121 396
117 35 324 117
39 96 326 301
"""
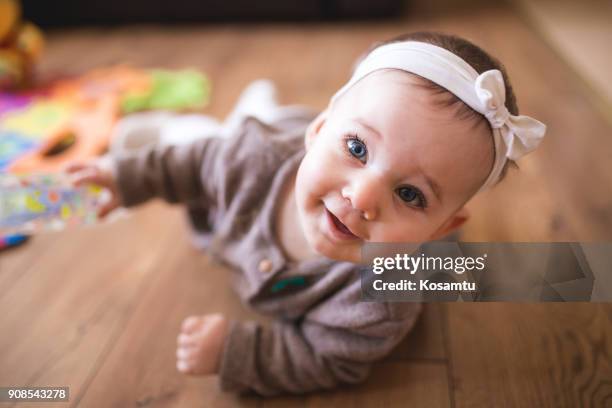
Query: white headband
330 41 547 193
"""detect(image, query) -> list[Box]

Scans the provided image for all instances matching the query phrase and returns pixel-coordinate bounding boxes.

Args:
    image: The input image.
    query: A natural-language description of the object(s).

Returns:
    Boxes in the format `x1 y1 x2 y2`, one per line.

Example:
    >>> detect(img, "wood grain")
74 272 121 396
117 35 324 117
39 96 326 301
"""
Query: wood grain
447 303 612 407
385 303 447 361
0 203 182 408
262 362 450 408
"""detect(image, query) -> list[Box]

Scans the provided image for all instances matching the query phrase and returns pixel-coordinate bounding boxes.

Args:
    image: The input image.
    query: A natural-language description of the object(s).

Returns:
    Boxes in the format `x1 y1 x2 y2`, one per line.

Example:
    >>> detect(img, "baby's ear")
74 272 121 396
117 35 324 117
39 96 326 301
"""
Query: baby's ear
430 207 470 240
305 110 328 150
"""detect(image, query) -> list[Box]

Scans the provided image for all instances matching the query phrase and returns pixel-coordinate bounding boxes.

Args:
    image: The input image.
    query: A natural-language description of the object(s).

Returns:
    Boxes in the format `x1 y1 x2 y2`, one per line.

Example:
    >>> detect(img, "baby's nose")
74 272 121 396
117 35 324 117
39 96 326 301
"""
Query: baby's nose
342 176 381 219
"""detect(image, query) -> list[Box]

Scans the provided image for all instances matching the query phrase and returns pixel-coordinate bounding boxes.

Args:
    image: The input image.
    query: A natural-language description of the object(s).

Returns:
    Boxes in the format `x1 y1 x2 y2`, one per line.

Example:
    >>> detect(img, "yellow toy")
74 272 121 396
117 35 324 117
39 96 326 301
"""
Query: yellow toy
0 0 20 40
0 0 45 89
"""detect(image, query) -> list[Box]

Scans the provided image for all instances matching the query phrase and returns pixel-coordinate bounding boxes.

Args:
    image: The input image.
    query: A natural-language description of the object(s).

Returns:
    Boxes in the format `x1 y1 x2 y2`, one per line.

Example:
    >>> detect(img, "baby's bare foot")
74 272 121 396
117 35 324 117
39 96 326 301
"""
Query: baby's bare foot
176 313 228 376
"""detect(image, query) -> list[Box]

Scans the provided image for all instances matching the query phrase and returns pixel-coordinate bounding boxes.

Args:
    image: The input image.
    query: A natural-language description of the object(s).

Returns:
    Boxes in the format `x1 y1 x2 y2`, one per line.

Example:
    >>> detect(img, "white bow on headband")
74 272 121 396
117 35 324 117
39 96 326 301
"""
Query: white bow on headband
329 41 547 193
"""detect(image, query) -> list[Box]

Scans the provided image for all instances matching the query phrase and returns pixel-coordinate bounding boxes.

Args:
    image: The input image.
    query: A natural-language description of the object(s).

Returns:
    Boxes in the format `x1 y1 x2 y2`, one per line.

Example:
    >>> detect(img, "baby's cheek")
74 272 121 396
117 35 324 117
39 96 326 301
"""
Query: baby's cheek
298 153 334 199
295 162 320 213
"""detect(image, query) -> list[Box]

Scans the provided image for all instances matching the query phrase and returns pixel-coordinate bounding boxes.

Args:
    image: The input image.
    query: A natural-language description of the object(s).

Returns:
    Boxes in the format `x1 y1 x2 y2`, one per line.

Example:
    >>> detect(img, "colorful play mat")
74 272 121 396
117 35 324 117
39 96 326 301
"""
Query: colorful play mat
0 66 210 172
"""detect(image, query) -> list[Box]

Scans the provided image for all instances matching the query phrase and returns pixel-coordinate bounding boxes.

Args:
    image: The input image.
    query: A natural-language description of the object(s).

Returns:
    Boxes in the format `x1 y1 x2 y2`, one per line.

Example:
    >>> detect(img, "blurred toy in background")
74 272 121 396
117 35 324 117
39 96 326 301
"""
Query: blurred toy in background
0 232 28 250
0 0 45 90
0 67 210 249
0 67 210 247
0 172 110 236
1 66 211 173
121 69 209 114
0 1 211 248
1 9 211 250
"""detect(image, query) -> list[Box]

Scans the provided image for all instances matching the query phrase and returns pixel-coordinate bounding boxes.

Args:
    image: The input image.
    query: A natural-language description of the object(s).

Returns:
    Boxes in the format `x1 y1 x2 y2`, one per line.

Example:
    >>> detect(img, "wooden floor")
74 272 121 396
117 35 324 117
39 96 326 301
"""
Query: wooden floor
2 2 612 407
515 0 612 122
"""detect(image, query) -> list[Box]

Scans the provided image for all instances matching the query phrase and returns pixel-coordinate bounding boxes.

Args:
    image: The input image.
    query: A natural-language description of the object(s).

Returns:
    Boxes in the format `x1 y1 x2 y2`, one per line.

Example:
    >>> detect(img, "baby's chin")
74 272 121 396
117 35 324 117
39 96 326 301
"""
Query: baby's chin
325 249 362 264
307 233 363 263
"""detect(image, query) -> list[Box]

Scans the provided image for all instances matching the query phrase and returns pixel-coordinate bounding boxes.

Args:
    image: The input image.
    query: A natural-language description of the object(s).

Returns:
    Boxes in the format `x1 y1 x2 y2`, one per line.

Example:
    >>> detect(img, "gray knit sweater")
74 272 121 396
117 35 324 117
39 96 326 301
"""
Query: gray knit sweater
114 113 422 396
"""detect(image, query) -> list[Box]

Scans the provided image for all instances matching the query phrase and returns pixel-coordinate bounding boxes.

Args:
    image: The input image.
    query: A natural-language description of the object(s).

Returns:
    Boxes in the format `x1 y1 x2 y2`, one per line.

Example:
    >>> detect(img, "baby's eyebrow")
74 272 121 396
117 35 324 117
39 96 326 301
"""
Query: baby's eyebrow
423 172 442 204
354 118 381 140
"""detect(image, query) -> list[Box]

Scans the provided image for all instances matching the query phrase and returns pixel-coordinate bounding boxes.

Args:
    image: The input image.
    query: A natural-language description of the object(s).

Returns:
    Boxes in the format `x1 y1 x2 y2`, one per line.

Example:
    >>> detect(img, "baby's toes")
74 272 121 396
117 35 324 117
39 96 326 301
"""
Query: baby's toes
177 343 199 369
177 331 200 348
176 358 195 374
180 315 204 334
176 345 207 375
176 346 196 361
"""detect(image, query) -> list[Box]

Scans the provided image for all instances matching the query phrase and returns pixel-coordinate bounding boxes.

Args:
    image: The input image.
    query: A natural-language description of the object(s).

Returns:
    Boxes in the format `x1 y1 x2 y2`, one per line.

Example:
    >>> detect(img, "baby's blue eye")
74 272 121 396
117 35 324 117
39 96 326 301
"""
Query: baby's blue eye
396 186 426 208
346 137 367 161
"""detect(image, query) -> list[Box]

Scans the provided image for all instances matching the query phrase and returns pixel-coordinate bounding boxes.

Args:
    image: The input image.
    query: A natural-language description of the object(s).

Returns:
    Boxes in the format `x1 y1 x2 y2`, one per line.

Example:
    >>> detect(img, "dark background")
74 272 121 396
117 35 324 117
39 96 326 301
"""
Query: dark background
23 0 404 26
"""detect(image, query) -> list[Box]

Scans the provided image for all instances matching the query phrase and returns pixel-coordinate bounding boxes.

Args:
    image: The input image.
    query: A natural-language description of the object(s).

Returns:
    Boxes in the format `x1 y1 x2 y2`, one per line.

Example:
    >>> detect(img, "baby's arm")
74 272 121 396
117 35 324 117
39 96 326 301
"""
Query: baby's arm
215 279 421 396
67 137 225 215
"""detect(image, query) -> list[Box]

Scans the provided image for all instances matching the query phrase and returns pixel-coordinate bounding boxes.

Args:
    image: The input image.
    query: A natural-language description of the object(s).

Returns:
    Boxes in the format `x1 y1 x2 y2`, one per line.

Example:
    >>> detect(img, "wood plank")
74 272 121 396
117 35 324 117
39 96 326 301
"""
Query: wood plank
513 0 612 120
385 303 447 362
0 233 57 302
74 209 264 407
262 362 450 408
0 203 182 408
447 303 612 407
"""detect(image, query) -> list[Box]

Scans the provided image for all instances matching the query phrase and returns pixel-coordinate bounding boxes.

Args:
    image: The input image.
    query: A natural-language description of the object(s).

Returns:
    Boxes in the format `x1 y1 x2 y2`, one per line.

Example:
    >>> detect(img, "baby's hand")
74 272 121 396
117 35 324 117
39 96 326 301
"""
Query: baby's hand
64 157 121 218
176 314 228 376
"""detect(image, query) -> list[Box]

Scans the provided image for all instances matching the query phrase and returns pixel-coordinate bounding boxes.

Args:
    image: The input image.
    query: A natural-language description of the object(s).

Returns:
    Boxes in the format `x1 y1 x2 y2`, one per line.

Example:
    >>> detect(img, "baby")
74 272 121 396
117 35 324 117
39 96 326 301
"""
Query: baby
67 31 545 396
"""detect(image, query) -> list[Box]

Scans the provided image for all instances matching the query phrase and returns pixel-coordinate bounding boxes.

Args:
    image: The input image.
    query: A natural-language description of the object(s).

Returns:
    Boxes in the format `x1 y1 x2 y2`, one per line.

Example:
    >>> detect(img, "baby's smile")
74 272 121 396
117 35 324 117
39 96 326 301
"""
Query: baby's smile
324 205 362 242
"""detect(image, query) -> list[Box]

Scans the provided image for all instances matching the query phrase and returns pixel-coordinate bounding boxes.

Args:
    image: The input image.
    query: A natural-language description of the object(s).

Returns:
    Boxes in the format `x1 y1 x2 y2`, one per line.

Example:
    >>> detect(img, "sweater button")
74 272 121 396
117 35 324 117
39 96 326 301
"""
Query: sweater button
258 258 273 274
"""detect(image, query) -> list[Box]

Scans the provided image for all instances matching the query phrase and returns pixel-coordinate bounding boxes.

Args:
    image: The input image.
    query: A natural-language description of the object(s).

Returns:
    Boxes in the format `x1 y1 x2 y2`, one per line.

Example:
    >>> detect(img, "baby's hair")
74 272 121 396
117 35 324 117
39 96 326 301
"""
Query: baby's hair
356 31 519 185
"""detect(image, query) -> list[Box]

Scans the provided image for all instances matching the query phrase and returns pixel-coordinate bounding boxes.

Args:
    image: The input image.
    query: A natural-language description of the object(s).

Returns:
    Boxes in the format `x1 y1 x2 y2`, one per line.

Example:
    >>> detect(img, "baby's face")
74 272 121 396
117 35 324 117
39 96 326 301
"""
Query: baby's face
295 70 494 263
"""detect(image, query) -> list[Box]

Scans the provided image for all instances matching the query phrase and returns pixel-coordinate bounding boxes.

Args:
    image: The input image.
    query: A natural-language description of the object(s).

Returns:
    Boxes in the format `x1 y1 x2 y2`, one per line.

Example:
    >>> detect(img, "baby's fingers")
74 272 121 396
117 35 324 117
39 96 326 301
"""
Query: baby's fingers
69 171 105 187
64 161 92 174
98 198 120 219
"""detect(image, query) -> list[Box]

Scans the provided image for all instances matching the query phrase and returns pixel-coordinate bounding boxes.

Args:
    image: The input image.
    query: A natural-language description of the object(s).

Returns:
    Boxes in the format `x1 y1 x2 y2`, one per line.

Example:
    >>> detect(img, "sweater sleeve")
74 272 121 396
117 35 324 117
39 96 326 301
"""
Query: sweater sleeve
113 136 225 208
217 278 422 396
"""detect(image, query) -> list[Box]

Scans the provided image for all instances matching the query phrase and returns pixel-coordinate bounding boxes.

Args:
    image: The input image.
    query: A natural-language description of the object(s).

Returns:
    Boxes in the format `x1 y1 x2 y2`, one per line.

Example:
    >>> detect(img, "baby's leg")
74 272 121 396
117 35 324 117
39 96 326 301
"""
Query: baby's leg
222 79 318 133
176 314 228 375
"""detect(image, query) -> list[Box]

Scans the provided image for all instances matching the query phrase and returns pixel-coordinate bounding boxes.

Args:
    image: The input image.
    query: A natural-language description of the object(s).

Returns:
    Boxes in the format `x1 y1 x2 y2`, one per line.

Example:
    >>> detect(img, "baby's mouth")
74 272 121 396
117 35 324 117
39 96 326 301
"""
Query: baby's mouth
325 208 359 240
